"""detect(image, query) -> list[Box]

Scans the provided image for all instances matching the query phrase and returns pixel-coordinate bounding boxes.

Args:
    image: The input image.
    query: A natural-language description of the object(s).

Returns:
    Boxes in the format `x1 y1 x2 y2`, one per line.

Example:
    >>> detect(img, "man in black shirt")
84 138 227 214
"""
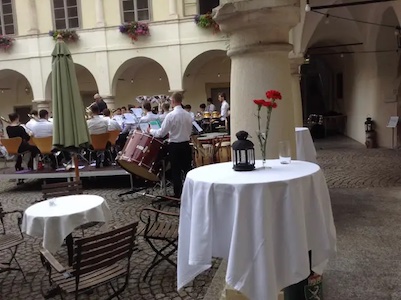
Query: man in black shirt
93 93 108 114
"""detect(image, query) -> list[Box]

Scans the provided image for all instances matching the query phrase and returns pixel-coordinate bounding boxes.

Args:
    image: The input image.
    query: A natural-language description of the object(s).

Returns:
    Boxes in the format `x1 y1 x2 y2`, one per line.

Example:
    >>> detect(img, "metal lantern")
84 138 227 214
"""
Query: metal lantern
365 117 374 132
232 131 255 171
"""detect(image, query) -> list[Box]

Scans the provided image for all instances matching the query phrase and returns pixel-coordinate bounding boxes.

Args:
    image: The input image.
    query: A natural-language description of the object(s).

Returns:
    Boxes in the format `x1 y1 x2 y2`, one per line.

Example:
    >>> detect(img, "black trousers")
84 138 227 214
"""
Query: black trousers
169 141 192 198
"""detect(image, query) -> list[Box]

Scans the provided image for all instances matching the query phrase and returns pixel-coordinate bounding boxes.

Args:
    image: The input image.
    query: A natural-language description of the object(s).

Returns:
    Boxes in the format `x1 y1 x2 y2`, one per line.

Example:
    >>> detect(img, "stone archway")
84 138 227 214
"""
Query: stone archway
111 57 170 109
45 64 99 110
182 50 230 110
0 69 33 124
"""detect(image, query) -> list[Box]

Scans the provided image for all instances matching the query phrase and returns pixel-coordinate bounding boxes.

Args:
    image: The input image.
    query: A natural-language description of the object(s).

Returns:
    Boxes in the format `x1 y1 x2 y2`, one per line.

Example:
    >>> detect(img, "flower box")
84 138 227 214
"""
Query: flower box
49 29 79 42
119 22 150 42
194 13 220 33
0 35 14 50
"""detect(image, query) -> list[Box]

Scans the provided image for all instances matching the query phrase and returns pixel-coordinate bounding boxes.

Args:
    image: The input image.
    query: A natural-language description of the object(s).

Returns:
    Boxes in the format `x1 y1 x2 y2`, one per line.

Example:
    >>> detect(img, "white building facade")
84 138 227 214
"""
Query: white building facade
0 0 401 152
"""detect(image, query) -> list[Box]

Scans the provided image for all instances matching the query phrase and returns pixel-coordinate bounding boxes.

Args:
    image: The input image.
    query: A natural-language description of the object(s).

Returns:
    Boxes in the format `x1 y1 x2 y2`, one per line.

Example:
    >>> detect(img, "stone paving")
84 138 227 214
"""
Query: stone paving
0 175 219 299
2 136 401 299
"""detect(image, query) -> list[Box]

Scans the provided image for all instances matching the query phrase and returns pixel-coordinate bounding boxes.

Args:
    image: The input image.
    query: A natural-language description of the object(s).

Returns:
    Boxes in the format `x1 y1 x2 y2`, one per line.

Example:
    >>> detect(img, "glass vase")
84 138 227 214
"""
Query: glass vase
256 131 269 169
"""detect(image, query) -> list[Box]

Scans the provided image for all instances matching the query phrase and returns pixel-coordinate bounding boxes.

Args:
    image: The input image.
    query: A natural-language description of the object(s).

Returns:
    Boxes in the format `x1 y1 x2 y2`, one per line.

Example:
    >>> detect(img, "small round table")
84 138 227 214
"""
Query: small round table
295 127 317 163
177 160 336 300
22 195 111 265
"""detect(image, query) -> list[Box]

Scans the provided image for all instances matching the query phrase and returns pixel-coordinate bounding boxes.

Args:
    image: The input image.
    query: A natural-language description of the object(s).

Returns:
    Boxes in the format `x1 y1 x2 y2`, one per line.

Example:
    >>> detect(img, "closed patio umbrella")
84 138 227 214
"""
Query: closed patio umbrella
51 35 90 179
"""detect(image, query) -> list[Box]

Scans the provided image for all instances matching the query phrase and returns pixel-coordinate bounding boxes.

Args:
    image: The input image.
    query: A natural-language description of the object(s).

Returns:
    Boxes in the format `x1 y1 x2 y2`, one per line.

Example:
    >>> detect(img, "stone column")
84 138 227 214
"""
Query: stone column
102 96 115 110
214 0 300 159
169 0 178 17
95 0 106 27
27 0 39 34
289 53 305 128
32 99 51 112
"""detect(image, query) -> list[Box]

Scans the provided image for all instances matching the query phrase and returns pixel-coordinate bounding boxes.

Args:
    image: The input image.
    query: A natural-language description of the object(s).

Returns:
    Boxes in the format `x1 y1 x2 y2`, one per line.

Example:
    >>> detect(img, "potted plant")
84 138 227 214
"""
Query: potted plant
119 22 150 42
0 35 15 50
49 29 79 42
194 13 220 33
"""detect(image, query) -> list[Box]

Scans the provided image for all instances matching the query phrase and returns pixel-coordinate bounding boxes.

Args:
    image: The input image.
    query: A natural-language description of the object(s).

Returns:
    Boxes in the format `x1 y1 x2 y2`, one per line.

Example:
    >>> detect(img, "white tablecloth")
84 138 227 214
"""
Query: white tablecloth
295 127 317 163
177 160 336 300
22 195 111 253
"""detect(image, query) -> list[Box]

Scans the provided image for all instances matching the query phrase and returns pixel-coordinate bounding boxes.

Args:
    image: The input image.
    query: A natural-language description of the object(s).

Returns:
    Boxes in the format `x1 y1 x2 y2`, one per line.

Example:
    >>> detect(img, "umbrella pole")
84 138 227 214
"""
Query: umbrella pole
73 154 80 180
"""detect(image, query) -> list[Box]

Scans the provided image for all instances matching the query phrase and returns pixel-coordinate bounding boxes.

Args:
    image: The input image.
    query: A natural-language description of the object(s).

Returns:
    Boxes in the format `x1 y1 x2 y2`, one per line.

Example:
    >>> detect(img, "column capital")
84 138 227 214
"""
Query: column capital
32 99 51 104
214 0 300 57
289 52 305 76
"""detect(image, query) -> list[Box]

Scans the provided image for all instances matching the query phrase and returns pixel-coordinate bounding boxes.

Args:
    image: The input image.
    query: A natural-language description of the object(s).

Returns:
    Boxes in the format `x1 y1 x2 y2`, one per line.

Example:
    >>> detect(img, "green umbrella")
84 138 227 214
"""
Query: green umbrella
51 36 90 179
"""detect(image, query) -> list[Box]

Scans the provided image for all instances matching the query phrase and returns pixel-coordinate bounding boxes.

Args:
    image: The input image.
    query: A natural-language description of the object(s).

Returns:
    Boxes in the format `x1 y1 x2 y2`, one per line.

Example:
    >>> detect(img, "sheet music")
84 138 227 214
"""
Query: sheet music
123 113 137 124
131 108 143 119
192 121 203 133
113 115 124 127
149 120 161 130
387 116 399 128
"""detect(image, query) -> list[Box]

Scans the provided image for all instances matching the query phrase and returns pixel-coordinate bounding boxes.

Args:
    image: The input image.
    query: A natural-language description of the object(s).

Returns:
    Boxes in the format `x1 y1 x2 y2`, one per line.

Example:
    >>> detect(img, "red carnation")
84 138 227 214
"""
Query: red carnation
272 102 277 108
253 99 265 106
265 101 272 107
266 90 282 100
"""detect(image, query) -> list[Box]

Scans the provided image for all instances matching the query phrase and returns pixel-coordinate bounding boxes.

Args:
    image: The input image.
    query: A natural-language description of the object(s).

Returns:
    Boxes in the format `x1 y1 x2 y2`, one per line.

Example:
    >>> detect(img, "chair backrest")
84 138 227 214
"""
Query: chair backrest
72 222 138 278
32 136 53 154
108 130 120 146
90 133 110 151
42 180 83 200
1 137 22 155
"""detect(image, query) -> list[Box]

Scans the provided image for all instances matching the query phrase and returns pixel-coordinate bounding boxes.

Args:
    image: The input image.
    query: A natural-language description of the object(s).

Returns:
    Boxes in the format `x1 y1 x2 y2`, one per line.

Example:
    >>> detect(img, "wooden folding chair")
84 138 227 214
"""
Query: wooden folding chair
89 133 110 164
40 222 138 300
0 202 25 281
0 137 23 168
139 201 179 281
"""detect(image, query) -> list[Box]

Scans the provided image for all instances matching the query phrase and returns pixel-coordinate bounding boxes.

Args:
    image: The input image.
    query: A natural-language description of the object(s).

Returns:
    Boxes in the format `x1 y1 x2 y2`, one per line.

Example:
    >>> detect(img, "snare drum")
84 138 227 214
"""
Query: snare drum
117 132 166 181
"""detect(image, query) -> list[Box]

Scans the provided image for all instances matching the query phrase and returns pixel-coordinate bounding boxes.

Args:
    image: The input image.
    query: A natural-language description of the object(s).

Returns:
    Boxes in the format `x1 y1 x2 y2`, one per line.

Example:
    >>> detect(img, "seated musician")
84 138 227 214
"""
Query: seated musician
25 109 38 134
31 109 65 169
147 92 193 198
103 109 122 132
206 98 216 113
86 105 111 168
184 104 195 121
199 103 206 114
140 101 159 123
6 113 40 171
158 102 170 123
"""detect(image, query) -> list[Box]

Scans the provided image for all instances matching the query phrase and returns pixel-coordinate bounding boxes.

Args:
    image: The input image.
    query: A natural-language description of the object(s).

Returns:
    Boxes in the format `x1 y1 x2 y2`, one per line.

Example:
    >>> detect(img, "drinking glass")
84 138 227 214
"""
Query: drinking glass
279 140 291 164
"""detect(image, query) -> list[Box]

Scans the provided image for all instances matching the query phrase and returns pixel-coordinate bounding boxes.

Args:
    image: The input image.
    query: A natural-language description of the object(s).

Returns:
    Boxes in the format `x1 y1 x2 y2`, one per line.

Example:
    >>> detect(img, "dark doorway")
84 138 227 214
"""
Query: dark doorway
211 87 230 111
199 0 220 14
14 105 32 124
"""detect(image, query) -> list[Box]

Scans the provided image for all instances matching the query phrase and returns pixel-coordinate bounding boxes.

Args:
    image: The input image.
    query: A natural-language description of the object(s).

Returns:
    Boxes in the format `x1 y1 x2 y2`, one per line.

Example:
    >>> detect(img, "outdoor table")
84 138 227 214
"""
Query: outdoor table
177 160 336 300
295 127 317 163
21 194 111 266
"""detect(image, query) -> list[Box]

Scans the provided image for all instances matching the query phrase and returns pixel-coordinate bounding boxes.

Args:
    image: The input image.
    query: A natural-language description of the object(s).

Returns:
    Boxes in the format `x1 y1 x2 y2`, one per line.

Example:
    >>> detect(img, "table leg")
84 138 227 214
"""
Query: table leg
65 233 74 266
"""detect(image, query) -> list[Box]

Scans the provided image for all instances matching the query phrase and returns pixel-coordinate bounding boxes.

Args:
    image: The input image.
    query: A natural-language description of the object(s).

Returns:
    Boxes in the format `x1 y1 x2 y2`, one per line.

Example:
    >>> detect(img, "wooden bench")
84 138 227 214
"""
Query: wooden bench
42 180 83 200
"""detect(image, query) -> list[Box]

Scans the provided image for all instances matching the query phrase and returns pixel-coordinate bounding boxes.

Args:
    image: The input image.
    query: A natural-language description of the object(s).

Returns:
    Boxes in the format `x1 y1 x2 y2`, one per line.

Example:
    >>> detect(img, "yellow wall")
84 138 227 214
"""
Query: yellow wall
80 0 96 29
37 0 53 34
104 0 121 26
152 0 170 22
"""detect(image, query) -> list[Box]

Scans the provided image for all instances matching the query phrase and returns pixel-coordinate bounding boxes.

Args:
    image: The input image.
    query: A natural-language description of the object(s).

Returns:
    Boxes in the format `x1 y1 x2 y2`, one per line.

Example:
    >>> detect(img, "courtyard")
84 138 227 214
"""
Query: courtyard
0 136 401 299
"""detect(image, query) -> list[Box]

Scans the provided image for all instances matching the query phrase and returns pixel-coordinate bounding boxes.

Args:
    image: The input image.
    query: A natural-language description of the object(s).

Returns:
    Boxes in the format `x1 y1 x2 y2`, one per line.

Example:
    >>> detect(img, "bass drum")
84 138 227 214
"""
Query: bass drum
117 132 166 182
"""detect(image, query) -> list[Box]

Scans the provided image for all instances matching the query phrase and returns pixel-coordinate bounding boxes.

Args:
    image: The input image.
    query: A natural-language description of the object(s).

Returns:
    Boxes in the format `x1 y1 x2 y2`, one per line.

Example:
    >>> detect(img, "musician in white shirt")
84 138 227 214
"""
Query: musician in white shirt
184 104 195 121
218 92 230 121
103 109 122 132
31 110 53 138
158 102 170 123
86 105 108 135
140 101 159 123
148 92 193 198
206 98 216 113
25 109 38 135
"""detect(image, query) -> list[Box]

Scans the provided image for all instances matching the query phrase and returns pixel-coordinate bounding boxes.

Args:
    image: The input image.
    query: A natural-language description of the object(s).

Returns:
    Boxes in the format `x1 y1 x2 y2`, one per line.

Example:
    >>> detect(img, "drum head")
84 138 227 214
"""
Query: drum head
118 160 160 182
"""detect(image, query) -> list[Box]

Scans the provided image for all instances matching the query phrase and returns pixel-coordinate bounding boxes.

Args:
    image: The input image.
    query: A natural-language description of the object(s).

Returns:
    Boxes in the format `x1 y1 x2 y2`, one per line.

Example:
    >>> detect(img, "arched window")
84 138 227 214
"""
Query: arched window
52 0 80 30
121 0 150 22
0 0 15 35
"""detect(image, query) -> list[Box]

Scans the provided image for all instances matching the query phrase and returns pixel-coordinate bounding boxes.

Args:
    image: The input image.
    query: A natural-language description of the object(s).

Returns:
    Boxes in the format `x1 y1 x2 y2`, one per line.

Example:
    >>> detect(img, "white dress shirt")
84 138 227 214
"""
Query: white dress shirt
220 100 230 121
150 105 193 143
105 117 122 131
206 104 216 113
158 112 169 123
188 111 195 121
87 115 108 135
25 119 37 134
140 112 159 123
32 119 53 138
